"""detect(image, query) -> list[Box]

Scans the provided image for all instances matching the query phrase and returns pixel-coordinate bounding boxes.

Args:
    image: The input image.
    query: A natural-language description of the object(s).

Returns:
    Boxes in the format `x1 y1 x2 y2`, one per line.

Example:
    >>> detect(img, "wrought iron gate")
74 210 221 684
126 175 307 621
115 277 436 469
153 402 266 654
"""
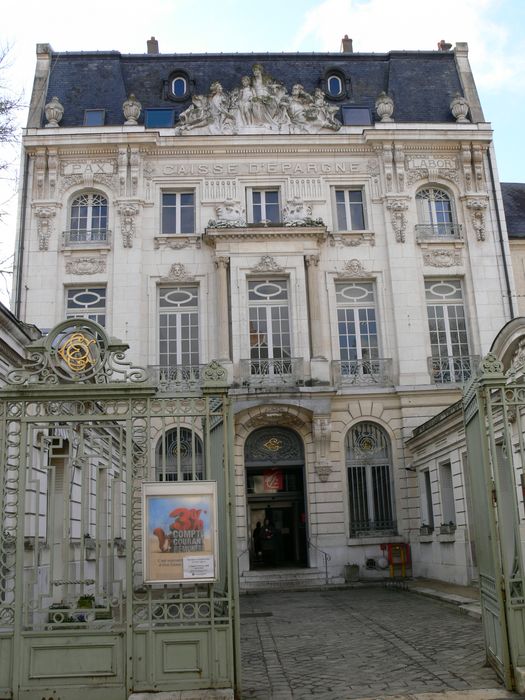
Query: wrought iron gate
464 352 525 692
0 319 239 700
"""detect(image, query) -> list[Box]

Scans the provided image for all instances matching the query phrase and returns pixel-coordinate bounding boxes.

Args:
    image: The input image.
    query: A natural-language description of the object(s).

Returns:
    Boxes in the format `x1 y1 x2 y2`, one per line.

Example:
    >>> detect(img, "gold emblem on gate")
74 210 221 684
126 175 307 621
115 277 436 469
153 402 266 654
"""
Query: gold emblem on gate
58 332 96 372
264 437 283 452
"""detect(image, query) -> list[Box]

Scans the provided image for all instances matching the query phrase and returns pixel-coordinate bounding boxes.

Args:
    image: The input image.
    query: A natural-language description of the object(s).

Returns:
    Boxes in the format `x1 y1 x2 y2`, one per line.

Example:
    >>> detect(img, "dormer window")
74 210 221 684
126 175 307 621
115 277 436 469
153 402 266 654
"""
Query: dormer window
172 76 187 98
322 69 349 100
327 75 343 97
166 71 191 101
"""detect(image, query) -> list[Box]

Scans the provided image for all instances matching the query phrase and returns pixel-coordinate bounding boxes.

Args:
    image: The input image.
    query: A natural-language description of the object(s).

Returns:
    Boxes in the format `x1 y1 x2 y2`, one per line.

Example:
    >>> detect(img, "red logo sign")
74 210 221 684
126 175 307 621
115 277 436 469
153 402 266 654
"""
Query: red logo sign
263 469 283 491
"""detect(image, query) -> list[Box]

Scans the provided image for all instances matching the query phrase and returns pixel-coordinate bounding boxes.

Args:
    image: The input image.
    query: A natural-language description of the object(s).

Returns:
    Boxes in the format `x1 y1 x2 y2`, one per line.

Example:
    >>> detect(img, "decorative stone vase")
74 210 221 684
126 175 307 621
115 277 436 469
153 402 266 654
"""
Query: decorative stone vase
450 93 470 123
44 96 64 127
123 94 142 125
375 92 394 122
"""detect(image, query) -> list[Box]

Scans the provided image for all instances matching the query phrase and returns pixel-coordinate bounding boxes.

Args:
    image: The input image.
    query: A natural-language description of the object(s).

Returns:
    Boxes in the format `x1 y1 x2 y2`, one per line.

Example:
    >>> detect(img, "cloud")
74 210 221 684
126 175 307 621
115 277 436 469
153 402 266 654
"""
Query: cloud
292 0 525 93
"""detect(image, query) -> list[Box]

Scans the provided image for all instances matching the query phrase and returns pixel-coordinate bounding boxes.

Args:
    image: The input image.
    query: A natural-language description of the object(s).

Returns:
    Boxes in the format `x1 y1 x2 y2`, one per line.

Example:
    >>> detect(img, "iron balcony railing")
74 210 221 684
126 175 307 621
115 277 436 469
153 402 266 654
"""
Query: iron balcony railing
428 354 480 384
240 357 303 387
350 519 397 537
415 223 462 240
332 358 393 387
148 365 205 392
62 229 111 246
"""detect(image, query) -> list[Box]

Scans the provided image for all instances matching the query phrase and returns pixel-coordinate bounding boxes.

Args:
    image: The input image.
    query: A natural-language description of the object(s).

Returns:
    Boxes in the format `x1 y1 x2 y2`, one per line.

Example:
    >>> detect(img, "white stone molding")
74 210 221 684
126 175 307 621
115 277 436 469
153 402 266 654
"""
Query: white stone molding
117 202 139 248
251 255 284 273
283 197 323 227
44 96 64 127
244 409 304 430
450 93 470 123
472 145 485 188
65 256 106 275
202 180 238 202
205 225 326 247
58 160 119 196
34 206 57 251
330 231 375 247
405 154 459 187
312 415 332 482
288 178 323 201
423 248 462 267
34 151 47 198
465 198 488 241
367 159 380 178
176 64 341 136
375 92 394 122
154 236 201 250
162 263 195 282
383 144 394 192
461 144 473 191
123 94 142 125
337 259 367 278
386 199 409 243
208 199 247 228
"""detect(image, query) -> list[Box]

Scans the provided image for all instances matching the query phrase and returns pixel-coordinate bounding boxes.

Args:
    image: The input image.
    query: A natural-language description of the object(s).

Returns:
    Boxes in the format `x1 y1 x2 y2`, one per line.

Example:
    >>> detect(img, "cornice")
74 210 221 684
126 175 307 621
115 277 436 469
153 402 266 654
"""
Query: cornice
203 225 327 246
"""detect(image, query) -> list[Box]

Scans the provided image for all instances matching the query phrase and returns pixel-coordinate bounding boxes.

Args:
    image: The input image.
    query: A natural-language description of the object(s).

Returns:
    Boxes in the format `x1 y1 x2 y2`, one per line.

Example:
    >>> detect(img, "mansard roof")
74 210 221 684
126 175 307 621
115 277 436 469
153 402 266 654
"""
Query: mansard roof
41 49 465 128
502 183 525 238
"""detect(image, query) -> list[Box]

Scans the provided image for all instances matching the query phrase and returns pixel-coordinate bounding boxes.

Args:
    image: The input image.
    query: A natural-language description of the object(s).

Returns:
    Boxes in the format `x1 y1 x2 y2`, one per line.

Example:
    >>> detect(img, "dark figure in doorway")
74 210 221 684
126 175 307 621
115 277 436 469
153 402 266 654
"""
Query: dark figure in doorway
261 518 275 565
253 521 263 561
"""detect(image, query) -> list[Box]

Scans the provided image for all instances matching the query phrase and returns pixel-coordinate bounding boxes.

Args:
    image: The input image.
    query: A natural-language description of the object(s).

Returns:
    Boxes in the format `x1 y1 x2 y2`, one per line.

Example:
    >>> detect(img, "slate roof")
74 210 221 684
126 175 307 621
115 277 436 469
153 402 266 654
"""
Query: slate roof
502 183 525 238
42 50 465 128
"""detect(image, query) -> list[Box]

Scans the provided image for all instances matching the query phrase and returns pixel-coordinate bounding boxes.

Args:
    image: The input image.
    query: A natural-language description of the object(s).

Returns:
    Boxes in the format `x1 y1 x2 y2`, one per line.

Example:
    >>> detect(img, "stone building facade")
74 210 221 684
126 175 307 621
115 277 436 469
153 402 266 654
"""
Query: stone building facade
12 38 516 586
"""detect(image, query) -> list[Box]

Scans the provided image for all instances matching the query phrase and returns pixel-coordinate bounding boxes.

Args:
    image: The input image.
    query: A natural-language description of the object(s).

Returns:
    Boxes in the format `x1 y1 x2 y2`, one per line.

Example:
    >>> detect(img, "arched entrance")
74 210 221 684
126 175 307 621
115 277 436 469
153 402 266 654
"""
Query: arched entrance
244 427 307 568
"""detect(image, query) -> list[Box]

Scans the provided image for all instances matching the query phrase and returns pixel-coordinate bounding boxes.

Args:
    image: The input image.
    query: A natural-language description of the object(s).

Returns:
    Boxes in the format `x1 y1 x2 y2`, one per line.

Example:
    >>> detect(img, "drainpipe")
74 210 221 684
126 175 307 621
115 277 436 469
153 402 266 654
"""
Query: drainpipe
14 152 29 318
487 146 515 319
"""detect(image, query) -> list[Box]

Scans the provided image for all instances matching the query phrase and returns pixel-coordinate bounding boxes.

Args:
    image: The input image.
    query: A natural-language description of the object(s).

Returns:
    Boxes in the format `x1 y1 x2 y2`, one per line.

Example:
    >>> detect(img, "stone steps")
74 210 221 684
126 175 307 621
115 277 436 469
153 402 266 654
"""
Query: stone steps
239 567 328 592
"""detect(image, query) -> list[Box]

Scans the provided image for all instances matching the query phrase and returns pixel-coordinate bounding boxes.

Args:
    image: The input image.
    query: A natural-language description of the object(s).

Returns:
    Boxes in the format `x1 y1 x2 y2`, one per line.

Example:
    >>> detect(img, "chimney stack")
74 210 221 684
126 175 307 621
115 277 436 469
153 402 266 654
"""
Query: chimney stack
147 36 159 54
341 35 353 53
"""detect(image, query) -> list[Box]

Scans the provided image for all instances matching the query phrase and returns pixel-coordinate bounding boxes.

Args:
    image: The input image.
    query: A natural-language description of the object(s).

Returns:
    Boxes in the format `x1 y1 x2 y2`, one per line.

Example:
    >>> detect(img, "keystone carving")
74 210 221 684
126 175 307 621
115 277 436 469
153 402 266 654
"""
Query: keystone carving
339 259 366 277
165 263 194 282
177 64 341 136
251 255 284 272
465 199 488 241
34 207 56 251
117 203 139 248
65 256 106 275
386 199 409 242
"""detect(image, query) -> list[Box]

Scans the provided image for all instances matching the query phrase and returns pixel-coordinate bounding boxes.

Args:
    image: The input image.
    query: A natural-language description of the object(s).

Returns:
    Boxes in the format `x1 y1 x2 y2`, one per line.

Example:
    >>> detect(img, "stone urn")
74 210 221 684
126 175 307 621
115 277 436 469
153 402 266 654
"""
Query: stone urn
450 93 470 123
375 92 394 122
123 94 142 125
44 96 64 127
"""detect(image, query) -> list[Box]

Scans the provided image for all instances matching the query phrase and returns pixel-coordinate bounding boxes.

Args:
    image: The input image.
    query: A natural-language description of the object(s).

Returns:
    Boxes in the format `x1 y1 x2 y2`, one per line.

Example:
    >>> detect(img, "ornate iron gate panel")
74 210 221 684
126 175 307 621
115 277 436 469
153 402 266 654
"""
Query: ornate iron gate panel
464 353 525 691
0 320 239 700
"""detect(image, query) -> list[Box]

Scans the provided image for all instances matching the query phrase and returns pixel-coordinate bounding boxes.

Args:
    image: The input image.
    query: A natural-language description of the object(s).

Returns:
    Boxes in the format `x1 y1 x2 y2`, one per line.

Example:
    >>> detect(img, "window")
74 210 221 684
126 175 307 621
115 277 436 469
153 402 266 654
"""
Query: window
416 187 458 237
327 74 343 97
159 286 199 367
425 279 471 383
156 428 203 482
420 470 434 529
66 287 106 326
346 422 394 536
171 76 188 98
248 189 280 224
248 279 291 374
83 109 105 126
334 189 365 231
439 462 455 525
161 192 195 234
69 192 108 242
336 281 380 379
144 109 175 128
340 107 372 126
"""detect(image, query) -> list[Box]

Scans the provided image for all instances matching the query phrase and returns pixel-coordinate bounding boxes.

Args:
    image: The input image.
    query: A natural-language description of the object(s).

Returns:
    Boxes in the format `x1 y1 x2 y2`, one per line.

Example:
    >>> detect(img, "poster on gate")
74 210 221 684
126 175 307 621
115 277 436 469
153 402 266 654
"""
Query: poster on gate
142 481 218 584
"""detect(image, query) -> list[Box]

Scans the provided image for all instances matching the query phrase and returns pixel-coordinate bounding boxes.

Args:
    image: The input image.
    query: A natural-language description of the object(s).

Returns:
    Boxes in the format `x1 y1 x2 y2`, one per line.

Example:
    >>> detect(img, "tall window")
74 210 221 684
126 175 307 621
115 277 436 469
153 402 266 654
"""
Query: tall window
70 192 108 242
334 189 365 231
248 279 291 373
439 461 455 525
248 189 280 224
156 428 203 481
420 470 434 529
346 422 394 536
159 286 199 367
66 287 106 326
161 192 195 234
416 187 456 237
425 279 471 383
336 282 379 377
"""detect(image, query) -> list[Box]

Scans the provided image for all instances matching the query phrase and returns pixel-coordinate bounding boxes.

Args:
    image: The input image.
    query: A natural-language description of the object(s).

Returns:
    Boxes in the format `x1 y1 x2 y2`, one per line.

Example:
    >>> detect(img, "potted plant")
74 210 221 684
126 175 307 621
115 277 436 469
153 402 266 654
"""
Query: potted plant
419 523 434 536
439 521 456 535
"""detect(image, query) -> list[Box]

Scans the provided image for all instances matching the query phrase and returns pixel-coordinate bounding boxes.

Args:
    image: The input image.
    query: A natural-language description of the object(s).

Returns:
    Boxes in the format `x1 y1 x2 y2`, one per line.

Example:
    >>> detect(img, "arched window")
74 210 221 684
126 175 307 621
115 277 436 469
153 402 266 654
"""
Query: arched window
327 74 343 97
172 76 187 98
346 422 394 535
69 192 108 243
156 428 203 481
416 187 457 238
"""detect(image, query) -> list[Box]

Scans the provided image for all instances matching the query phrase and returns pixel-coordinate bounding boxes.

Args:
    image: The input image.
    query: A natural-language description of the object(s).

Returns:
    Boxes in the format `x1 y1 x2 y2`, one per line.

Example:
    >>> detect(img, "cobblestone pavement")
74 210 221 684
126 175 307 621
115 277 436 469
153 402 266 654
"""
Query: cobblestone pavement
240 587 517 700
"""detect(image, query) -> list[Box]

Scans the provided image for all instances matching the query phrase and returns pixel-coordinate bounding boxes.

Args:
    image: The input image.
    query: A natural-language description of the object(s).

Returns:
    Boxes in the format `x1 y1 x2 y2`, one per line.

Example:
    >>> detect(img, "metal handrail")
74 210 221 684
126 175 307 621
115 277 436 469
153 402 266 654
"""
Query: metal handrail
332 358 393 386
62 228 110 245
427 354 480 384
415 223 462 240
307 538 331 585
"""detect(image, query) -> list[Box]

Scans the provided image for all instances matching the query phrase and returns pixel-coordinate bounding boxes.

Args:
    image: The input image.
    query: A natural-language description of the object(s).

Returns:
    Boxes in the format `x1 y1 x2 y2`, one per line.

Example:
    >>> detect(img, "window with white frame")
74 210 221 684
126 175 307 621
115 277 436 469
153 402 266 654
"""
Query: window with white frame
161 192 195 234
425 279 471 383
346 422 394 536
248 188 280 224
420 469 434 529
439 461 455 525
248 279 291 373
159 286 199 367
336 281 379 376
66 287 106 326
69 192 108 242
156 428 204 482
334 189 365 231
416 187 457 237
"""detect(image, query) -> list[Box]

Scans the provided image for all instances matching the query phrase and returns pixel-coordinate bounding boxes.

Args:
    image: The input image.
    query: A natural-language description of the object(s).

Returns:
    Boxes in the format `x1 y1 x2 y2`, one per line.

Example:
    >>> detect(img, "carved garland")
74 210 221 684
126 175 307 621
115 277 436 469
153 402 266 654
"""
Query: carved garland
117 203 139 248
465 199 488 241
34 207 57 251
386 199 409 243
65 256 106 275
423 249 462 267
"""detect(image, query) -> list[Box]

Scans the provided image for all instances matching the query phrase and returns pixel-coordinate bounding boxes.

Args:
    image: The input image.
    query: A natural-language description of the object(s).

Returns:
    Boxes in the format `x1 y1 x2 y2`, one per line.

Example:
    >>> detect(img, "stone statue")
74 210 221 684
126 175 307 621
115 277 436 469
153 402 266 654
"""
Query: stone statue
208 199 247 228
282 197 324 227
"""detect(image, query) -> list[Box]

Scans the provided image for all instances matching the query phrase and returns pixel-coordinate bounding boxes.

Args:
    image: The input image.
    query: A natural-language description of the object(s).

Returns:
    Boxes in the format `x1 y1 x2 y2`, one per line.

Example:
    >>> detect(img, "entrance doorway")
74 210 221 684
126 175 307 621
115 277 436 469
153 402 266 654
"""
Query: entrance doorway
244 428 307 568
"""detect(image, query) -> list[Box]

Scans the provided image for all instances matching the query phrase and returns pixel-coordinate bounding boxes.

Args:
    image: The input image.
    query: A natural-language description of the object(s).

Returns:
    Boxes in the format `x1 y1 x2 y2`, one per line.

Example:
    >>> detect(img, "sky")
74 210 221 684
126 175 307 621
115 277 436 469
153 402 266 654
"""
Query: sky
0 0 523 305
